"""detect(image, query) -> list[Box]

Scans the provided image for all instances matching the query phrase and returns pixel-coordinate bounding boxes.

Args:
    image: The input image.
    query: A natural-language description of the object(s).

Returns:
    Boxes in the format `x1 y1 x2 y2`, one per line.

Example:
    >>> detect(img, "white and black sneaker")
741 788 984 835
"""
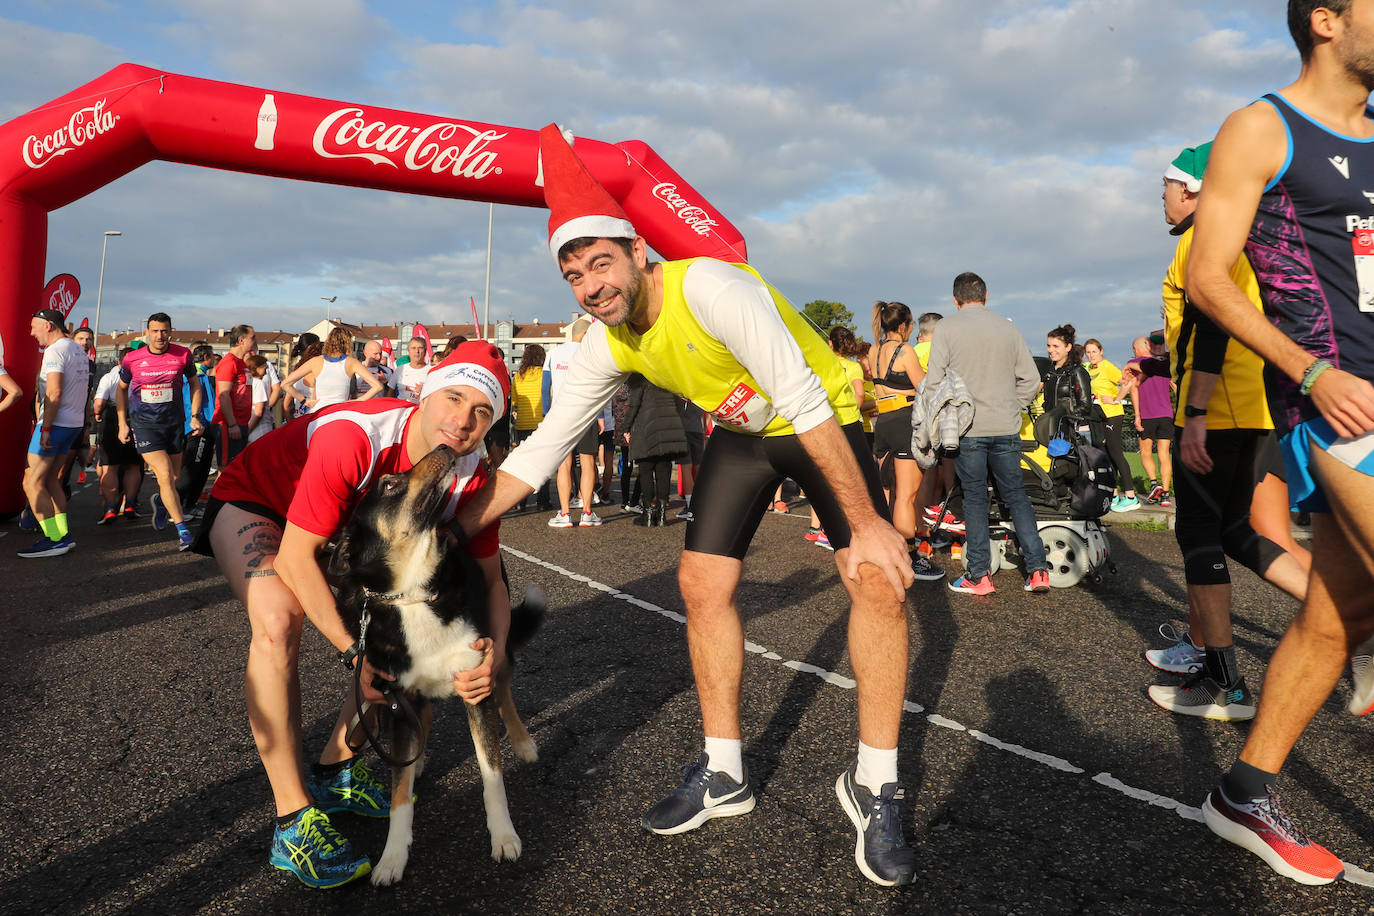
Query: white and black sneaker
641 754 755 835
910 555 946 582
1148 674 1255 721
835 761 916 886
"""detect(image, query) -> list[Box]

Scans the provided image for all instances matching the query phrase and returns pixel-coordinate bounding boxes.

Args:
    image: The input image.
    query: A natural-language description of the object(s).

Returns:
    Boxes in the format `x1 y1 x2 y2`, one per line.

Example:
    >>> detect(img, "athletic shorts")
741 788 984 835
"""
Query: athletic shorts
131 418 185 455
574 421 599 457
28 424 82 457
598 430 615 448
1281 417 1374 513
1138 417 1173 442
190 497 286 559
873 405 914 460
687 421 887 559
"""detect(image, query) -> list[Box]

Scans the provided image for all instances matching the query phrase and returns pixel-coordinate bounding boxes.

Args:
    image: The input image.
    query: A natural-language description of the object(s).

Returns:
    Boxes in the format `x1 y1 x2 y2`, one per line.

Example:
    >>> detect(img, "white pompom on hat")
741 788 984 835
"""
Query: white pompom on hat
540 123 637 261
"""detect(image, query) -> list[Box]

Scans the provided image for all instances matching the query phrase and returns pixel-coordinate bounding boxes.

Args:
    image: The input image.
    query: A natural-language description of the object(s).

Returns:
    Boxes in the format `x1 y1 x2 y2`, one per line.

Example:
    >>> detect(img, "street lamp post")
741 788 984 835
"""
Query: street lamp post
483 203 493 340
321 295 336 322
94 230 121 349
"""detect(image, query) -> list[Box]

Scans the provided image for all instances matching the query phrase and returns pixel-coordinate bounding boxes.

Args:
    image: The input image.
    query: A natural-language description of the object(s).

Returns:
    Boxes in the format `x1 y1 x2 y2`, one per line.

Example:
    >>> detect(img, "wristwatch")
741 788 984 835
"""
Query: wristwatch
1184 405 1208 418
339 642 362 670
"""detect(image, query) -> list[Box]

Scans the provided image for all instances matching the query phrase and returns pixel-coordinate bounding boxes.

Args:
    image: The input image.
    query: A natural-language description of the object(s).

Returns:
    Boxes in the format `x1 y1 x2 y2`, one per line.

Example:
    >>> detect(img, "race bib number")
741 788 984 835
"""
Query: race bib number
1354 229 1374 312
711 382 776 433
143 383 173 404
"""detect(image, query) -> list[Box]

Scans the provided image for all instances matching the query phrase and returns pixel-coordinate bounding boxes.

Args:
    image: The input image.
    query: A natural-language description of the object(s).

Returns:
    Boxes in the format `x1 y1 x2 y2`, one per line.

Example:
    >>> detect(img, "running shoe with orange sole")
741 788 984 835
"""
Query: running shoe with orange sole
1202 784 1344 886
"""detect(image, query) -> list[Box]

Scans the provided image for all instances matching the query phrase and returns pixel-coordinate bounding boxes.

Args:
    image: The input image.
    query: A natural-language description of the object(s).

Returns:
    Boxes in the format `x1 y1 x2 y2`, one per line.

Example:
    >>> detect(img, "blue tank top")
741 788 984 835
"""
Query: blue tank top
1246 92 1374 434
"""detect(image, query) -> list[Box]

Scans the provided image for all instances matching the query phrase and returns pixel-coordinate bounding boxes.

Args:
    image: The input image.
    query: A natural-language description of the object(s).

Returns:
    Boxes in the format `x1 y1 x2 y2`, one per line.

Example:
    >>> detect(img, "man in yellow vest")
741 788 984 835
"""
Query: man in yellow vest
456 124 923 887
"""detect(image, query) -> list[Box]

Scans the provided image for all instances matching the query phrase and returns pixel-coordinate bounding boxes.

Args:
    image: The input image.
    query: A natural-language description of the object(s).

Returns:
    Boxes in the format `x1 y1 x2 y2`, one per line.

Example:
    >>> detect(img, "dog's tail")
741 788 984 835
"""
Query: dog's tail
508 583 546 650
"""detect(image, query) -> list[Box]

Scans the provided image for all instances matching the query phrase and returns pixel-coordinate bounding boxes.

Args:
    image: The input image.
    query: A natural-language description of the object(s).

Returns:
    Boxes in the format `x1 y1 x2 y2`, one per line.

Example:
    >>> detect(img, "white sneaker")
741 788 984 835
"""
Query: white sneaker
579 511 603 527
548 512 573 528
1144 623 1203 674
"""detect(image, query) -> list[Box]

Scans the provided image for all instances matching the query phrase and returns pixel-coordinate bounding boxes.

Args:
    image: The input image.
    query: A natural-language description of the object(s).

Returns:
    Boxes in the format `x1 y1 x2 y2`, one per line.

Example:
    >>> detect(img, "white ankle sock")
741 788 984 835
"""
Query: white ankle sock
703 737 744 783
854 740 897 794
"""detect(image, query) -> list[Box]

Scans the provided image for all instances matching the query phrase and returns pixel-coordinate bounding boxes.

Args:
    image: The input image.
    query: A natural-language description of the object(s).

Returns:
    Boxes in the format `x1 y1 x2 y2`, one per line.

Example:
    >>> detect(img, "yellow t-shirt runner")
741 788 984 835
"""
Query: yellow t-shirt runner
1086 360 1124 419
1161 224 1272 430
511 367 544 431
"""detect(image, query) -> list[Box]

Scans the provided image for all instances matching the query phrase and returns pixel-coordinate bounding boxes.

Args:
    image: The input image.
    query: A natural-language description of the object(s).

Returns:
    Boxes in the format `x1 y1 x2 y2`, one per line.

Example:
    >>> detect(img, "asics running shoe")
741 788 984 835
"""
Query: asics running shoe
18 535 70 558
1024 569 1051 592
579 511 603 527
1145 624 1203 674
835 760 916 887
307 758 392 818
97 506 119 526
1202 783 1344 885
1148 674 1254 721
269 807 371 889
641 754 755 835
177 528 196 551
547 512 573 528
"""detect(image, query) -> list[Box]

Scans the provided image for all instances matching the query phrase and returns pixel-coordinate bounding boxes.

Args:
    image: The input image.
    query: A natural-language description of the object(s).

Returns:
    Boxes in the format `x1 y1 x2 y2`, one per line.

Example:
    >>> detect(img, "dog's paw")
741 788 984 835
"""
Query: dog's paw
490 830 522 862
512 736 538 763
371 850 409 886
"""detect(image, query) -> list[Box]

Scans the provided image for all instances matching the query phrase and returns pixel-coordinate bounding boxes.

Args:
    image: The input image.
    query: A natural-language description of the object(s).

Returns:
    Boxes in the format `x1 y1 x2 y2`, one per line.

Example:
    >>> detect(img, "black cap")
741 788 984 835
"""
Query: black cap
33 308 68 331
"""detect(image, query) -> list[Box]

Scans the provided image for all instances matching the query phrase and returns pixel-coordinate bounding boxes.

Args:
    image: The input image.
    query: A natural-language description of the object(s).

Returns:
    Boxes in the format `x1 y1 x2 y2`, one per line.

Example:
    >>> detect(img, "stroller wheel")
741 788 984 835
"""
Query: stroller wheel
962 537 1003 575
1038 525 1091 588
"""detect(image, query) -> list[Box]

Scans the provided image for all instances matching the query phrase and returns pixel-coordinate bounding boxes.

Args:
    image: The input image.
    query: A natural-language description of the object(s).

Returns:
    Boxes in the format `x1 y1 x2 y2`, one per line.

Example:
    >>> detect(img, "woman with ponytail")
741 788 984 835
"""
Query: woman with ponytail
871 301 942 579
1043 324 1094 417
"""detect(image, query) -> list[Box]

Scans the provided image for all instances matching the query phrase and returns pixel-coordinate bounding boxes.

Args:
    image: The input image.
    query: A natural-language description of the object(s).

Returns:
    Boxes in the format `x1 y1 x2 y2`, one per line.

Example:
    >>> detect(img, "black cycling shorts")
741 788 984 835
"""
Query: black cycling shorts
686 421 887 559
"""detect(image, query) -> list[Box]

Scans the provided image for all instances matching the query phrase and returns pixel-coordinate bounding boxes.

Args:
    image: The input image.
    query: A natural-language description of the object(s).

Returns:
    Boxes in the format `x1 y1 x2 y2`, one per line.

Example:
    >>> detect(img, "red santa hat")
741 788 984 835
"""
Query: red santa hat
79 316 89 328
420 341 511 421
541 123 637 261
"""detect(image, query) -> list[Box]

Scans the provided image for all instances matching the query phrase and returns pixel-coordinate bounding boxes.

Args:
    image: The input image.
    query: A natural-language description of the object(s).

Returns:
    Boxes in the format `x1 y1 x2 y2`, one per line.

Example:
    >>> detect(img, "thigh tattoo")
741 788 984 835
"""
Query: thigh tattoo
236 521 281 575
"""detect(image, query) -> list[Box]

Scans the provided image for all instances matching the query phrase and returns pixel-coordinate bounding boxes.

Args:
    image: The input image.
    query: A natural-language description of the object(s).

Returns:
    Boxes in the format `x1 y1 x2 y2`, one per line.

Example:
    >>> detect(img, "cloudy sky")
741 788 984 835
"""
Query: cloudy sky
1 1 1309 359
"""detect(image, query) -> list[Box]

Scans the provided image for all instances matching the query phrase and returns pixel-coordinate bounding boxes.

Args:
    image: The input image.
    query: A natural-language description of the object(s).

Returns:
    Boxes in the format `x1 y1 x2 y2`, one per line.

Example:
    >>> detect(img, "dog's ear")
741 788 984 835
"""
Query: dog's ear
326 533 353 580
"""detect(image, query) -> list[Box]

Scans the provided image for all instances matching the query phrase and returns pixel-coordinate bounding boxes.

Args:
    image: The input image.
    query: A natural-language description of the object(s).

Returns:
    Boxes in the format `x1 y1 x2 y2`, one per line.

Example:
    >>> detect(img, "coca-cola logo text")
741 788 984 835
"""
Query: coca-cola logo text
313 108 505 179
23 100 120 170
652 182 720 237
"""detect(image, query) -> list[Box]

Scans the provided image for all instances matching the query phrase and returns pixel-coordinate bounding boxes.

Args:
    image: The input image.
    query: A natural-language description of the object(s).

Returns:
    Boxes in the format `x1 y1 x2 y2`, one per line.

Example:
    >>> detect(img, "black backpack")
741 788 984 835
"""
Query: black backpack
1068 442 1115 519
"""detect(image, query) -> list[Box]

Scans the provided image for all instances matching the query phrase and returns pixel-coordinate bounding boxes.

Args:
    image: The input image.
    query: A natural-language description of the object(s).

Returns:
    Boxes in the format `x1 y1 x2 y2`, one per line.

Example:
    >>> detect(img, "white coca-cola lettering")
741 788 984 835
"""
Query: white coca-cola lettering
22 100 120 170
48 280 75 315
652 182 720 237
312 107 505 179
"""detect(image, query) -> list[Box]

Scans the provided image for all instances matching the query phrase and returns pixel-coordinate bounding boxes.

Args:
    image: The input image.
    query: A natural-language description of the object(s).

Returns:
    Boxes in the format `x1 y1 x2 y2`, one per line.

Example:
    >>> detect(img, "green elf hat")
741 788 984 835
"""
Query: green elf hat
1164 142 1212 193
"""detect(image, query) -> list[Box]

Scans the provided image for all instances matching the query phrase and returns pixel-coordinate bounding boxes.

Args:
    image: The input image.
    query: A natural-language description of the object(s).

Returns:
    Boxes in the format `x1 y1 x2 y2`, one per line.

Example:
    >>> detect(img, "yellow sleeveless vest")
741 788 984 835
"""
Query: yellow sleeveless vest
602 259 859 436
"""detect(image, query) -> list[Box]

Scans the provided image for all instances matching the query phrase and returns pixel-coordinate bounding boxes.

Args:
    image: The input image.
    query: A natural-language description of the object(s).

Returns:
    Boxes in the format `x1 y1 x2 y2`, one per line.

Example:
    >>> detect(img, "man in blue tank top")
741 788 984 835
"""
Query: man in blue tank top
1187 0 1374 886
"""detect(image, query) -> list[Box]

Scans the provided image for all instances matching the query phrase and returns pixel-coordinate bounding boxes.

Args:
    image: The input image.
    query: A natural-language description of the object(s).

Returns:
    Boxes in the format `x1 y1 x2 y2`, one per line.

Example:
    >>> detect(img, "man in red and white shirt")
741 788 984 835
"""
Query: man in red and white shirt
212 324 256 466
194 341 511 888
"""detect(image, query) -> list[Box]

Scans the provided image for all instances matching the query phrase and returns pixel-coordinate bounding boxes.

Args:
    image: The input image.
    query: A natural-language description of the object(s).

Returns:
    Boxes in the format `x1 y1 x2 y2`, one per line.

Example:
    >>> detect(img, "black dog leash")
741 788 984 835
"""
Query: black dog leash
345 588 428 768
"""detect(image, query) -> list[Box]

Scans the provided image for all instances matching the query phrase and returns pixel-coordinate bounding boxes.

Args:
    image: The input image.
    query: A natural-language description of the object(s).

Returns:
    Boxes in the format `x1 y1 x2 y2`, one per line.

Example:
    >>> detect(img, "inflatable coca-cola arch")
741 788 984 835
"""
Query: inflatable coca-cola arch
0 63 748 515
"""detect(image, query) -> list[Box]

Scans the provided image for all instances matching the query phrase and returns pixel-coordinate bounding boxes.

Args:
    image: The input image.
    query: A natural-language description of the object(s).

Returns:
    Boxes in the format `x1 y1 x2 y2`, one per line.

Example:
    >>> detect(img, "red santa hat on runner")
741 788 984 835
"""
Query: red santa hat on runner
541 123 637 261
420 340 511 421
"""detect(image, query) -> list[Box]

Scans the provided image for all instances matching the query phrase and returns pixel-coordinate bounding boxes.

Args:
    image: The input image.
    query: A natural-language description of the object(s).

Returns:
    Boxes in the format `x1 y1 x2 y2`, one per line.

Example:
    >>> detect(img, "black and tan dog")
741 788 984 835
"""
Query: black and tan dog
329 444 543 885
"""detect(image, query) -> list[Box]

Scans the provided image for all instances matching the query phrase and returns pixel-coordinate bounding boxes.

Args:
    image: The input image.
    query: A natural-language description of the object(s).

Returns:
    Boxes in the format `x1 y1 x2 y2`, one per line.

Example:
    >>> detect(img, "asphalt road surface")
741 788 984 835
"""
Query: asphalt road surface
2 480 1372 915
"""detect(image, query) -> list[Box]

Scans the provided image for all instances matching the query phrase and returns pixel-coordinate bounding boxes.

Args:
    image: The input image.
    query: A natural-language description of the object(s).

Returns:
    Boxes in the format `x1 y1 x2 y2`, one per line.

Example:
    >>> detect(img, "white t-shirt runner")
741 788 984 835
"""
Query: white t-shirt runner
39 337 91 429
395 362 429 404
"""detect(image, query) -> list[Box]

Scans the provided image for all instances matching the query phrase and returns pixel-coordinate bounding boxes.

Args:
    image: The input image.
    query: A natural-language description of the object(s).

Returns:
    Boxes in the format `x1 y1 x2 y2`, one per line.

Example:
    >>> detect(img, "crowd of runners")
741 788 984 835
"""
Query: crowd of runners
4 0 1374 895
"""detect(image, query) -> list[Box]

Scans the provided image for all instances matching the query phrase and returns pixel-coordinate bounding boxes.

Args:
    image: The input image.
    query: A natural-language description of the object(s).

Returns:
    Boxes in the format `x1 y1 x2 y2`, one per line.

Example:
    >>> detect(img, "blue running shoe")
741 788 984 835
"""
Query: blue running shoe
307 757 391 818
641 753 755 835
18 535 70 558
150 493 169 531
836 760 916 887
269 807 371 888
18 507 36 531
177 527 196 551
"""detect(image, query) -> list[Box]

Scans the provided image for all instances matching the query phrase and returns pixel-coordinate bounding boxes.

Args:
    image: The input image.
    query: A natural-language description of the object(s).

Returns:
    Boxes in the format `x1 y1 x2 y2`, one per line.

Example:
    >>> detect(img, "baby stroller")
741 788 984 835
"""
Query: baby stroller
930 407 1116 588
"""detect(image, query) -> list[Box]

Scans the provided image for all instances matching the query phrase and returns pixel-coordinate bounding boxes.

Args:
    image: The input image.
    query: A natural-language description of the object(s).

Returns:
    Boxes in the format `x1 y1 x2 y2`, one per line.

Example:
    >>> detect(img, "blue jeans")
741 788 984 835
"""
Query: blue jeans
953 434 1048 579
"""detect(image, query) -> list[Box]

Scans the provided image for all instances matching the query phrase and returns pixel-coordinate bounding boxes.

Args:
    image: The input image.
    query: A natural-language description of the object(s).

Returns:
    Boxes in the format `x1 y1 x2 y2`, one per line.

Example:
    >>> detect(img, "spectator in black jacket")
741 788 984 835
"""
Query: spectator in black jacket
1043 324 1094 417
625 374 688 527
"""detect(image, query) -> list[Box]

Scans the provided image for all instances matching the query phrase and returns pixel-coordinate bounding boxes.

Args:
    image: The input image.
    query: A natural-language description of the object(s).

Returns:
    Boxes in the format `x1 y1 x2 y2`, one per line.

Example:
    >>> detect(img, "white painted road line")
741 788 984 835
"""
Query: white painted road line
501 544 1374 888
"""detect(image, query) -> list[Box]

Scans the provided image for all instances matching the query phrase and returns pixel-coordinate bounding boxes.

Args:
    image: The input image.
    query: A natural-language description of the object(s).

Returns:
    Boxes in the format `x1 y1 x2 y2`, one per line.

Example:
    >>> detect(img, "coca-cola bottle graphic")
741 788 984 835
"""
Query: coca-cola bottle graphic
255 94 277 151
